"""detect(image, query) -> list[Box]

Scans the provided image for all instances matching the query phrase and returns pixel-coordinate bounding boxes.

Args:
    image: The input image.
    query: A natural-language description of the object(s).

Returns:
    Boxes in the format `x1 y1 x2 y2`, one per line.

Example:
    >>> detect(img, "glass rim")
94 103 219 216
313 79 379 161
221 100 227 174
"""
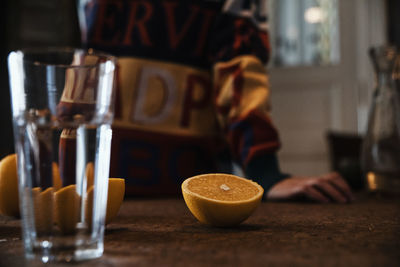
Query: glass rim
8 47 117 68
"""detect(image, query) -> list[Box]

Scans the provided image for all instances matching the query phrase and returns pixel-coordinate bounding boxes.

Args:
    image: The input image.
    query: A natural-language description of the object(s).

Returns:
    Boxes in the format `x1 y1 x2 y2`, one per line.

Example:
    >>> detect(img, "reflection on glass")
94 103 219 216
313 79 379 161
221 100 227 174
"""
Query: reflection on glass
269 0 340 67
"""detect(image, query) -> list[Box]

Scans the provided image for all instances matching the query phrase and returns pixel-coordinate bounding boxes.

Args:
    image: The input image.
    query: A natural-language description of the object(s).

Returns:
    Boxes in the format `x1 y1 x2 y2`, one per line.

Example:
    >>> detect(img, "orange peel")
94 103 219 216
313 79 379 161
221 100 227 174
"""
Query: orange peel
85 162 94 191
32 187 54 233
0 154 19 217
85 178 125 227
52 162 62 191
54 184 81 234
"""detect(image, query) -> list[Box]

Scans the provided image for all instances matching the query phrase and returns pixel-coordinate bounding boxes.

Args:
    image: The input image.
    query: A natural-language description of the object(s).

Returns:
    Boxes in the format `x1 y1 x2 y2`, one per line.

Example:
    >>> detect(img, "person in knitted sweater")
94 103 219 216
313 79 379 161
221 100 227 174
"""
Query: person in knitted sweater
77 0 354 203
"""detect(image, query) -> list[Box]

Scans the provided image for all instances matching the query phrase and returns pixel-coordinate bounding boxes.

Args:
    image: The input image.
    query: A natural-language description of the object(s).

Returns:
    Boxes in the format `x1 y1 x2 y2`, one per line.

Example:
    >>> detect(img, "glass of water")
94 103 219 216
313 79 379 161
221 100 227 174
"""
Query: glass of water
7 48 116 262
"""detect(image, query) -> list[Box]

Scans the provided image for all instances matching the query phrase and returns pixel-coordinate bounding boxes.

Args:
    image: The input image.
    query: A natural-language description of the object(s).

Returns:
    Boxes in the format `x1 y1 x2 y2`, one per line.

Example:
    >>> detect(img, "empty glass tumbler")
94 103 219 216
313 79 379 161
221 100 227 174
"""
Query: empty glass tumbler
7 48 116 262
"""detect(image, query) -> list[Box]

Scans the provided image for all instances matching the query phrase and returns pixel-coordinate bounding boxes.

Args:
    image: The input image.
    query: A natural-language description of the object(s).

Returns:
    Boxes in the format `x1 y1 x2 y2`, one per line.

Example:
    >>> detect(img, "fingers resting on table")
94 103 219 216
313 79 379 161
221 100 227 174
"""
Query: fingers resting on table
266 172 355 203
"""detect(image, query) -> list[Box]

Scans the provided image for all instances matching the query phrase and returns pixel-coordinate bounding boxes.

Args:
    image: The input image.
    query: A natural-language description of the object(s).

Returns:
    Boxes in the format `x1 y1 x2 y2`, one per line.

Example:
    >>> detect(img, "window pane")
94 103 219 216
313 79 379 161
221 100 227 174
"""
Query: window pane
268 0 340 67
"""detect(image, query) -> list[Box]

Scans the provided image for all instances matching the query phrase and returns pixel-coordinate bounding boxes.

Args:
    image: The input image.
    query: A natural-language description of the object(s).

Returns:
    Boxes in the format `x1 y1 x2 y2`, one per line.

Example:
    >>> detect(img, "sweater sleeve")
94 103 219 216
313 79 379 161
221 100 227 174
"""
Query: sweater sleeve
208 0 287 191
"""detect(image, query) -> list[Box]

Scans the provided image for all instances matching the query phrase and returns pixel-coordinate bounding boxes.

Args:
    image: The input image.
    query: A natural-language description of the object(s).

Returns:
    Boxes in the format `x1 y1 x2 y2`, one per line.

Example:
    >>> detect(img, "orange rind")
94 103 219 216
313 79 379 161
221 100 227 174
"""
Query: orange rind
105 178 125 224
52 162 62 191
85 162 94 191
32 187 54 233
54 184 80 234
85 178 125 227
0 154 19 217
0 154 125 231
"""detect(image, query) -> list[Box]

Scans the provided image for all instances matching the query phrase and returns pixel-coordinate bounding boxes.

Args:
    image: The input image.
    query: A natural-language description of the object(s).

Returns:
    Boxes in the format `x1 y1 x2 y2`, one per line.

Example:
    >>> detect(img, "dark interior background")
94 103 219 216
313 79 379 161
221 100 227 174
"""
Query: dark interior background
387 0 400 48
0 0 399 159
1 0 81 158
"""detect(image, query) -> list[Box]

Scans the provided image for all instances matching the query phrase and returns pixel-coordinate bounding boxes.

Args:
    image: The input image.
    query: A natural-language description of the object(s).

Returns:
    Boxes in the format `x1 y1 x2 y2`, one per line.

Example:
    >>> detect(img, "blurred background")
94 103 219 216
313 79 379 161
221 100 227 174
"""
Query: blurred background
1 0 399 188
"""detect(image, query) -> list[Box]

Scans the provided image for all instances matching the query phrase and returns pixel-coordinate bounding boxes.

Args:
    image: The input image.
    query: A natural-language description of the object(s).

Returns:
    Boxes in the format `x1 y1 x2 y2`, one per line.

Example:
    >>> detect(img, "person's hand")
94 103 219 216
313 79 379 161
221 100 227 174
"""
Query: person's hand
266 172 355 203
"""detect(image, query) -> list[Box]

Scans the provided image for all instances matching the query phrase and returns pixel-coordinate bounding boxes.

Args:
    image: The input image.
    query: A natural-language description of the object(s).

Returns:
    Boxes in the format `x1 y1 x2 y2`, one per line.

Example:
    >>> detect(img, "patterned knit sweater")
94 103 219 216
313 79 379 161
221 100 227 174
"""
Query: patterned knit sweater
79 0 286 196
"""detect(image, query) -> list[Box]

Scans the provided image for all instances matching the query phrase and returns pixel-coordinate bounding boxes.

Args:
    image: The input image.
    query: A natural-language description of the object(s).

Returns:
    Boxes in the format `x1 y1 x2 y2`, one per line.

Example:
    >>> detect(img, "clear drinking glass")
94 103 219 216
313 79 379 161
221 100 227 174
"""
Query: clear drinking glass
7 48 116 262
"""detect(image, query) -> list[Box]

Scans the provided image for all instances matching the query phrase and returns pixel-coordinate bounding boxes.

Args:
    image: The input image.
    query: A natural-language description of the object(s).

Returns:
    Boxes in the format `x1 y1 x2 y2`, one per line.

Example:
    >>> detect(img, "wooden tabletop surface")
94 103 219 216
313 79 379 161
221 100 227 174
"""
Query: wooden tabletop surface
0 193 399 267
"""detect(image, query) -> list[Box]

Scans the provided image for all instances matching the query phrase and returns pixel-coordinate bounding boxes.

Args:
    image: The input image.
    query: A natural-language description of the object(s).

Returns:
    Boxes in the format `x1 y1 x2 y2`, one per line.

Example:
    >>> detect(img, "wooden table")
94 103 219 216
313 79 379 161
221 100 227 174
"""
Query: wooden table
0 194 399 266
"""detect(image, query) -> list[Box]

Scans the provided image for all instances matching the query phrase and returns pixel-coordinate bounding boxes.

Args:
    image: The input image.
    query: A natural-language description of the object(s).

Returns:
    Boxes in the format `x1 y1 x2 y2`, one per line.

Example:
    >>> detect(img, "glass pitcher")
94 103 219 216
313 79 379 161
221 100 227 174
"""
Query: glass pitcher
361 46 400 193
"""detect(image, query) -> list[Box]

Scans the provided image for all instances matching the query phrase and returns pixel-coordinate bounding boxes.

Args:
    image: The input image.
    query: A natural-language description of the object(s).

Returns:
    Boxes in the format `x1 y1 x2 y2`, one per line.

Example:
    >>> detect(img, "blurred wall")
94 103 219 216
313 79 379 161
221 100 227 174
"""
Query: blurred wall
1 0 81 158
387 0 400 48
0 0 399 161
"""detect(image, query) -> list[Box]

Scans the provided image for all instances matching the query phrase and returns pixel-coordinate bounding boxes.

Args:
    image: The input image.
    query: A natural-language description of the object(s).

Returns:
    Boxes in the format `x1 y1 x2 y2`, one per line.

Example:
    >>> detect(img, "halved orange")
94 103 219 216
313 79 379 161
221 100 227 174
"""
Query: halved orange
54 184 81 234
105 178 125 224
85 178 125 227
85 162 94 191
0 154 64 218
32 187 54 233
52 162 62 191
182 173 264 227
0 154 19 217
